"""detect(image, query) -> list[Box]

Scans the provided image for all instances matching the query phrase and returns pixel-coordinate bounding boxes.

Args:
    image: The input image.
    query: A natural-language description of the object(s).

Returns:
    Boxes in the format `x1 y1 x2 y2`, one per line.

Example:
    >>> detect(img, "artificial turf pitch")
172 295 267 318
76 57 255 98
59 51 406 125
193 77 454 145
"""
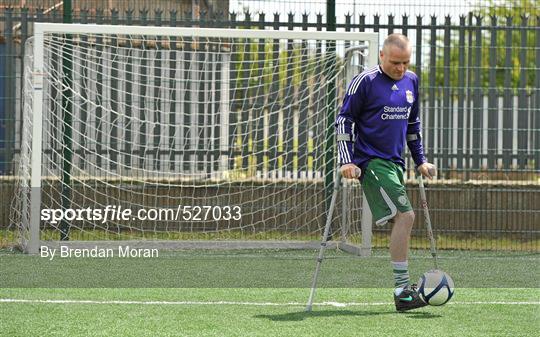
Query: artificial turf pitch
0 249 538 336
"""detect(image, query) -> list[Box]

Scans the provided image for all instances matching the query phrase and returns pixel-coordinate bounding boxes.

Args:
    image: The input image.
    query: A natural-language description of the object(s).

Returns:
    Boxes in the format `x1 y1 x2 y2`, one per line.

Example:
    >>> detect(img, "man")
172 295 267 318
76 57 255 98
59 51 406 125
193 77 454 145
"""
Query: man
335 33 436 312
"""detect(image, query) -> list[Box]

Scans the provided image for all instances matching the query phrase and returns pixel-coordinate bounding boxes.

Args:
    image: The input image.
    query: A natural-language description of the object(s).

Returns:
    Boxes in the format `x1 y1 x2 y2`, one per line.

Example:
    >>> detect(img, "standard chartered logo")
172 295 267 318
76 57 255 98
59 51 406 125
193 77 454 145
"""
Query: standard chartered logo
381 106 411 120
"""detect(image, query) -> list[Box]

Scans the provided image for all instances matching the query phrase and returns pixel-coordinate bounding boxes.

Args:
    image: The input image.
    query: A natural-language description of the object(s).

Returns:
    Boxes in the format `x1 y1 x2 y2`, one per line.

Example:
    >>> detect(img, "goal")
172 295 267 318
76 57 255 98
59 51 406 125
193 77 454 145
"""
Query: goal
11 23 378 254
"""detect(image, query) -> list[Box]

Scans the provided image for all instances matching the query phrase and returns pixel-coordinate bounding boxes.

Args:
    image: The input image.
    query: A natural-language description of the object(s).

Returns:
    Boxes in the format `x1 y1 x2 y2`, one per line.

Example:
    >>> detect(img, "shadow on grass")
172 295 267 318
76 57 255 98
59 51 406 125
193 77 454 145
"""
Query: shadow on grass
403 311 443 319
255 309 442 321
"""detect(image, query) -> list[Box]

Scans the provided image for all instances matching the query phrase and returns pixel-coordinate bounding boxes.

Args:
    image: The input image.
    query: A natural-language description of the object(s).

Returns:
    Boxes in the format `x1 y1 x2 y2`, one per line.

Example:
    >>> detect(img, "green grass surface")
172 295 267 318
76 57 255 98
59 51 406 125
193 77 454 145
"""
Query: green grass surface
0 288 539 336
0 249 539 336
1 249 538 287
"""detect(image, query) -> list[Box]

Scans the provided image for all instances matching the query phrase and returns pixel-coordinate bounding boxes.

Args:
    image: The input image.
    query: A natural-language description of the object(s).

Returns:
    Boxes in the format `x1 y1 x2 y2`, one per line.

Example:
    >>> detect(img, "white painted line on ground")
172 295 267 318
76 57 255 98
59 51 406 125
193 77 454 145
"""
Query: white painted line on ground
0 298 538 307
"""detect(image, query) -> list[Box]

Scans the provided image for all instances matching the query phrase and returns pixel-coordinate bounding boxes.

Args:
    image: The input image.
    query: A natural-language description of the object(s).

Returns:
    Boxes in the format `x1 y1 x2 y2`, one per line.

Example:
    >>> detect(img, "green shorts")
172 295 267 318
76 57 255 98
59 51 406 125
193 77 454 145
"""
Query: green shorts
361 158 413 226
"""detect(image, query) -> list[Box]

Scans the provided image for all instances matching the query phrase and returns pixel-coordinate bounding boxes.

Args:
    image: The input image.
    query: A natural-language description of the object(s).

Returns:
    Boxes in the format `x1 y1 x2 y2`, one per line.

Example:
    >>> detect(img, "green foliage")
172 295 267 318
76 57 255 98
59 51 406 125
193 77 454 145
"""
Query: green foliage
428 0 538 92
476 0 539 17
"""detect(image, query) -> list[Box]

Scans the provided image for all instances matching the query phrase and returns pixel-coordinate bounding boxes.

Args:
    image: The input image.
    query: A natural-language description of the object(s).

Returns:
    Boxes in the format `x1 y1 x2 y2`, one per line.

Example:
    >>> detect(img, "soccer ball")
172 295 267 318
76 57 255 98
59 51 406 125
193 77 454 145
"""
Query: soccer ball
418 269 454 306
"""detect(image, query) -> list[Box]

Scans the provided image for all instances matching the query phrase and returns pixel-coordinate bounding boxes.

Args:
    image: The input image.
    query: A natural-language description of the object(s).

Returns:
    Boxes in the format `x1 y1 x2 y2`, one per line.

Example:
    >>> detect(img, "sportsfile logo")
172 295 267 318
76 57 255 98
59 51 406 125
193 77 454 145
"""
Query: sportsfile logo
381 106 411 120
40 205 242 224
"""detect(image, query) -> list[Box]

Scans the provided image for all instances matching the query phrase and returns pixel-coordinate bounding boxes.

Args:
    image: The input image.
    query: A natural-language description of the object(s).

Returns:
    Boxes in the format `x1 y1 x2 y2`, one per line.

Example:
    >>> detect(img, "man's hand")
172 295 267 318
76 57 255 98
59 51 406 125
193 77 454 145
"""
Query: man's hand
418 162 437 179
340 163 361 179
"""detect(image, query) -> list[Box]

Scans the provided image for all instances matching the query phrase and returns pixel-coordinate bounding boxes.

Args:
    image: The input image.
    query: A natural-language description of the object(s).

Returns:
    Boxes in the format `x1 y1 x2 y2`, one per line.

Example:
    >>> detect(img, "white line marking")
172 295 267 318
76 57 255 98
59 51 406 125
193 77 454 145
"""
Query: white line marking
0 299 538 307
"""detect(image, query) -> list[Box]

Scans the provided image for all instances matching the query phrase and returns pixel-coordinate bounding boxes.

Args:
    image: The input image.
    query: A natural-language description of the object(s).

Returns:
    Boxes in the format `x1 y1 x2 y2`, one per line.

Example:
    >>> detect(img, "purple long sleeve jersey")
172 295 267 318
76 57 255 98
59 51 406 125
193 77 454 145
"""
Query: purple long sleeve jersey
335 65 427 171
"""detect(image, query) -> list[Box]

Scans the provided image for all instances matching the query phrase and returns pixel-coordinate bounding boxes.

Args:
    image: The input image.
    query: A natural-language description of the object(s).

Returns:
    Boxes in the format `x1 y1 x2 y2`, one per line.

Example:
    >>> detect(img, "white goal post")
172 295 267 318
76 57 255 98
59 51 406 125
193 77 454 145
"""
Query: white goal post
12 23 378 254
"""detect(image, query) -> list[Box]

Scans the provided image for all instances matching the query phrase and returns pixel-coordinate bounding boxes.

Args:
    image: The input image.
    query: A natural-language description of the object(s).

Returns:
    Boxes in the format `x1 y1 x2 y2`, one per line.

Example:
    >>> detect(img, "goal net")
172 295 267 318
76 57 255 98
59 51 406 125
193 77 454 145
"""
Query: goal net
11 23 378 254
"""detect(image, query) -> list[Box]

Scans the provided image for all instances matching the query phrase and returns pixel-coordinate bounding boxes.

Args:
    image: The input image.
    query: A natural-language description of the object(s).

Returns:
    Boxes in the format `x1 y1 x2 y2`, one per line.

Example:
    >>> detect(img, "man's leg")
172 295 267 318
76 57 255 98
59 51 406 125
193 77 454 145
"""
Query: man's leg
390 210 414 262
359 159 425 310
390 210 427 311
390 210 414 288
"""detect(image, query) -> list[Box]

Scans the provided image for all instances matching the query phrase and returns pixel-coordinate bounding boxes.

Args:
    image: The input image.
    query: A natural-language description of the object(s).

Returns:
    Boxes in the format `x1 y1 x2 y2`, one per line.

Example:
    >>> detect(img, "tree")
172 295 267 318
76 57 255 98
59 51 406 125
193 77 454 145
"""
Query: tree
430 0 538 93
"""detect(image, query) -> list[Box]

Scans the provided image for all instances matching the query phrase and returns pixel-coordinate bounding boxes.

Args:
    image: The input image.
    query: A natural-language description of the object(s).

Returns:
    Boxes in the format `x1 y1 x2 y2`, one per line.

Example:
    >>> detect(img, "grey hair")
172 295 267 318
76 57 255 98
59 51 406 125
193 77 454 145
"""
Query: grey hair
383 33 411 51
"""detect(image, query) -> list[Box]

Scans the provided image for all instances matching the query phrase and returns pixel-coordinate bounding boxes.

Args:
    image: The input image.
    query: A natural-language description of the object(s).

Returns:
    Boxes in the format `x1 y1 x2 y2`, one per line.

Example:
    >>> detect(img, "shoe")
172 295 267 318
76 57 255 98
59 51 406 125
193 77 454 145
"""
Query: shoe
394 284 427 312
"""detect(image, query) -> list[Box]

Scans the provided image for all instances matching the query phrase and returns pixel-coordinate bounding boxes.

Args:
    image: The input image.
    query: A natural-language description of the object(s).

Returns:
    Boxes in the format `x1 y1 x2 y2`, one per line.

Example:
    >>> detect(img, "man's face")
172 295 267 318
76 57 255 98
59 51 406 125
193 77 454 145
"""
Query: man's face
379 45 411 81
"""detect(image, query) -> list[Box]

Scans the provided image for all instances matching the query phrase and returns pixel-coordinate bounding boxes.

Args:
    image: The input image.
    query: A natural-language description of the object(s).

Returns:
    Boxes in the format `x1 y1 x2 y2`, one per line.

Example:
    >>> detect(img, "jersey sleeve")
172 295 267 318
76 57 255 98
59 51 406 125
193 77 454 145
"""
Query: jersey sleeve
335 75 364 165
406 75 427 166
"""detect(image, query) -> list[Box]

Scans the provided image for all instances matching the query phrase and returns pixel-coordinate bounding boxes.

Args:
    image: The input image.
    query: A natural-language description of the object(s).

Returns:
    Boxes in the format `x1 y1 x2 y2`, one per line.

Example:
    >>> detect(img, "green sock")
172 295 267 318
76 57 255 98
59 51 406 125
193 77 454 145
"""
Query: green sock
392 261 409 288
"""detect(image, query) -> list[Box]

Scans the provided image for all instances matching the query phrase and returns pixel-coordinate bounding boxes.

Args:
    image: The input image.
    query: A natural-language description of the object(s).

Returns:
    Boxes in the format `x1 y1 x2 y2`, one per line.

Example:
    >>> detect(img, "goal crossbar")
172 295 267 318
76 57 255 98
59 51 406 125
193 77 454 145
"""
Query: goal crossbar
33 23 379 67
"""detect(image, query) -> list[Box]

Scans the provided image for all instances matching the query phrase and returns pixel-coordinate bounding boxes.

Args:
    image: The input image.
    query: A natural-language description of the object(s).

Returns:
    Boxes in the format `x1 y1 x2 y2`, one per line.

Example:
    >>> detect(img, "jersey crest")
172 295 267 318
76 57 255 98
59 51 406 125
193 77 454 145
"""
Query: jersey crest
406 90 414 104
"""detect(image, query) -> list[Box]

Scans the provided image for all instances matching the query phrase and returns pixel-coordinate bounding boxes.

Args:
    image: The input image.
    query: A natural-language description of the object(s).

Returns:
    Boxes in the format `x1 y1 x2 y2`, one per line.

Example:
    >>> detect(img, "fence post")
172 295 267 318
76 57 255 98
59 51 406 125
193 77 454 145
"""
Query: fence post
472 15 483 172
94 9 105 171
517 15 529 171
109 9 120 170
267 12 280 176
298 12 309 178
402 15 408 36
168 9 177 171
488 15 498 170
125 5 135 171
415 15 423 177
388 14 394 34
415 15 422 84
465 12 473 177
502 16 513 169
155 8 164 171
284 12 295 177
19 8 29 154
255 11 266 176
60 0 73 241
443 15 451 173
428 16 436 170
457 15 466 172
535 15 540 170
3 8 14 174
323 0 336 237
79 8 89 173
358 14 365 32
